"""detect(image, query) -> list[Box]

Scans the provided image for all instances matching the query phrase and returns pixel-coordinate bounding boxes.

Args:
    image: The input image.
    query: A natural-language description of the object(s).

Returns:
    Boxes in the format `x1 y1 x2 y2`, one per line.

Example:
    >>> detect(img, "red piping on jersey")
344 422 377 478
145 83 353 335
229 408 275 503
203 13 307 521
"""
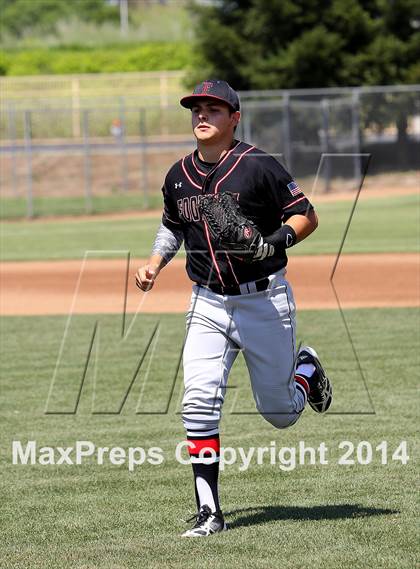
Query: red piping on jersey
283 195 306 209
181 156 202 190
212 143 254 284
185 141 241 190
203 220 225 287
224 252 240 285
181 142 242 287
214 145 256 194
213 141 241 172
191 153 207 176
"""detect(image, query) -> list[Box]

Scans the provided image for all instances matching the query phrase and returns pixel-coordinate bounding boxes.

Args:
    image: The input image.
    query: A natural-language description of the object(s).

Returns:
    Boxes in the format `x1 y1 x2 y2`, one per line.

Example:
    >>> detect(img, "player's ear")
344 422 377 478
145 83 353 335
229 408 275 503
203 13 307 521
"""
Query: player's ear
231 111 240 127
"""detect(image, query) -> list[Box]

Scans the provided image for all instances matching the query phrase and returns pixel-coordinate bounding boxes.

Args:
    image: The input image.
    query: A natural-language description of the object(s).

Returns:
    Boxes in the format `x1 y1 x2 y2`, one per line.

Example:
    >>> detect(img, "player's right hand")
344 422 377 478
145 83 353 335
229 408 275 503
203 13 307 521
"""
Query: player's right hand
135 264 160 292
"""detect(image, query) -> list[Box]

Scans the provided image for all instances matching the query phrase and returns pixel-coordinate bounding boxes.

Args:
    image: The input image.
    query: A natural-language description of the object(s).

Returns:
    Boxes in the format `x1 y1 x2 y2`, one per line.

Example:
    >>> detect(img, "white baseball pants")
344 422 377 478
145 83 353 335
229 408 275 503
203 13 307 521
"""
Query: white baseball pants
182 268 306 431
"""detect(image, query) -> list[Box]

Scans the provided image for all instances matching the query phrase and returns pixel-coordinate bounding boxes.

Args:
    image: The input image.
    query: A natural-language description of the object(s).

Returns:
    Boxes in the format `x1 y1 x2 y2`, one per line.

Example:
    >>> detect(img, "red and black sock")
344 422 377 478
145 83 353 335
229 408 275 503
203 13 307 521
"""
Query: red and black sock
186 428 221 513
295 361 316 401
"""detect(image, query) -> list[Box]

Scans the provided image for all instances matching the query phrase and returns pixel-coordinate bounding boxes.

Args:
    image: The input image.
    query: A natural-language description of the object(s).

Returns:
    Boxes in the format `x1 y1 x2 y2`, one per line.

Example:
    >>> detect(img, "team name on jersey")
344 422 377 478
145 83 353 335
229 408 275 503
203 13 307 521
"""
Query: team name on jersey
177 193 239 223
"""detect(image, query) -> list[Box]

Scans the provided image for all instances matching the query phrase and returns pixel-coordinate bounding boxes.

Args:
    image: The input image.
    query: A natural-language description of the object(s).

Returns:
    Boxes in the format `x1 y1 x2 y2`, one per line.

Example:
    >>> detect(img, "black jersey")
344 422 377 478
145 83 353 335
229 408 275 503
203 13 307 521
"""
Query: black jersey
161 140 314 287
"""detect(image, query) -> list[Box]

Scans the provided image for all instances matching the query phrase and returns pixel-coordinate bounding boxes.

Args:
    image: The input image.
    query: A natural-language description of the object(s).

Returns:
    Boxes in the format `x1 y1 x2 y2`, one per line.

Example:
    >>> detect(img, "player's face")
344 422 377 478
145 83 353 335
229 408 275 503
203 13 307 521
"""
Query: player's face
191 100 240 143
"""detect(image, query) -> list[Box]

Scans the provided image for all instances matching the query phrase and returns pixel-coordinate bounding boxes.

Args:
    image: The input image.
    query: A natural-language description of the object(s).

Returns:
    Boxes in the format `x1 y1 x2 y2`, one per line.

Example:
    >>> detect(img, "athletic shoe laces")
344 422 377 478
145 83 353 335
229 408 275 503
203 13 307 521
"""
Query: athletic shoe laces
185 505 212 526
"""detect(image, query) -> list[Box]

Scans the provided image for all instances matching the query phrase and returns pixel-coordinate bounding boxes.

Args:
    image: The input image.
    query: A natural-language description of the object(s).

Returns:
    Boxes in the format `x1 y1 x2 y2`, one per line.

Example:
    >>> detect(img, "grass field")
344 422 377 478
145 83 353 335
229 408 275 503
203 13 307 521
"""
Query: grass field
0 307 417 568
0 193 163 222
1 188 418 567
1 193 418 262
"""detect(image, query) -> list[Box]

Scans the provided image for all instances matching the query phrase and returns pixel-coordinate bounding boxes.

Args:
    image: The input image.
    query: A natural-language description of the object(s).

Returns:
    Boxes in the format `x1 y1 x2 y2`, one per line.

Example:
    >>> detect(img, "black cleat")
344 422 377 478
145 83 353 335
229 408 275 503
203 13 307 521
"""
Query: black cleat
182 504 227 537
297 346 333 413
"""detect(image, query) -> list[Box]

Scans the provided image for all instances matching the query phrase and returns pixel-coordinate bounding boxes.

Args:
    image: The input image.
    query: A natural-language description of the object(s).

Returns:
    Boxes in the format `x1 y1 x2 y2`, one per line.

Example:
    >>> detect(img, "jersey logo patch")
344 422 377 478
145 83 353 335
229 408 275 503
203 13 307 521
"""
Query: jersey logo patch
175 182 183 189
287 181 301 196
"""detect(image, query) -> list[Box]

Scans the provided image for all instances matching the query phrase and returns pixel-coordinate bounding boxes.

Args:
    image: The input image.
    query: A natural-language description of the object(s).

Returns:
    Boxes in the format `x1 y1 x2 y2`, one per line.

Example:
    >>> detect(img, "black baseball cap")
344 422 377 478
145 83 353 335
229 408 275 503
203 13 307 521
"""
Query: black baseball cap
180 80 240 112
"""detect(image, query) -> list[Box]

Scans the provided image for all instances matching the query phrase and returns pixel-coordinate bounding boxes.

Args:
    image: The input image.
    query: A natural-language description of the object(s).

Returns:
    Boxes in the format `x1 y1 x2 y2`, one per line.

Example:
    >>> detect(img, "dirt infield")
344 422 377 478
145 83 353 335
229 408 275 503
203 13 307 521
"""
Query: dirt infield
1 253 418 316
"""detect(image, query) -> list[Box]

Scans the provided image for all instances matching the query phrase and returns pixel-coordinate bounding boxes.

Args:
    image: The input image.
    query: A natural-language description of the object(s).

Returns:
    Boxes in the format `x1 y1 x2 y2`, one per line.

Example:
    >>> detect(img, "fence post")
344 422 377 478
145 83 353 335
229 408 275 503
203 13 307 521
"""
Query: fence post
160 72 169 136
243 107 252 144
321 98 331 193
23 110 34 218
160 72 169 108
352 90 362 186
236 103 245 140
82 109 93 213
282 92 292 171
7 104 18 196
139 107 149 208
120 0 129 36
71 76 81 138
119 97 129 192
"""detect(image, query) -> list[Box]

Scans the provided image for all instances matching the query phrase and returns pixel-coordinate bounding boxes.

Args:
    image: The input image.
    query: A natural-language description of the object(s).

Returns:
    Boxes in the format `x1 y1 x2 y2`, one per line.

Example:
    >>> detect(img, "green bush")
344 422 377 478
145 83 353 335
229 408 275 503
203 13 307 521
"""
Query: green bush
0 51 11 75
1 43 192 76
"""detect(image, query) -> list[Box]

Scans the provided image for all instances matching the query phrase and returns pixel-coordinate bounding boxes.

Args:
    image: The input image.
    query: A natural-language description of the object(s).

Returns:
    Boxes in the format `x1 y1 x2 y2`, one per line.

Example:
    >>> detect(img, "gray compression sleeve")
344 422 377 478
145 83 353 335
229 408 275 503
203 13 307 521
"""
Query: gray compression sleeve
151 222 184 264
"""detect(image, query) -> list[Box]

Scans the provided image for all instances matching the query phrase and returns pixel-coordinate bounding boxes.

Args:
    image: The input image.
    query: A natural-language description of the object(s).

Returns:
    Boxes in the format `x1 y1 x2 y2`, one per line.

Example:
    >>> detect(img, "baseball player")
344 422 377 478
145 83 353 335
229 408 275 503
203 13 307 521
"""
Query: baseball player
135 80 332 537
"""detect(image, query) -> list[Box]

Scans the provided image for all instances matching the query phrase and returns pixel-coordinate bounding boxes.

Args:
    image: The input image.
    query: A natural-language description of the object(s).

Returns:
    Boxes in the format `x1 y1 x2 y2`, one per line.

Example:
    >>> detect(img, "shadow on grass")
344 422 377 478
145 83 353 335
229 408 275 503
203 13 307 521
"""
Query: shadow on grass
226 504 399 529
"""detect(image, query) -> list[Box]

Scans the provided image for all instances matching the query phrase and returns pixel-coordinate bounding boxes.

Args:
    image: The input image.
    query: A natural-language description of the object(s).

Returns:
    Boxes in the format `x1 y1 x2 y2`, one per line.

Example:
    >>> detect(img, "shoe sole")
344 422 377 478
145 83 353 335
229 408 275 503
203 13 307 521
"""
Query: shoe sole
181 523 228 537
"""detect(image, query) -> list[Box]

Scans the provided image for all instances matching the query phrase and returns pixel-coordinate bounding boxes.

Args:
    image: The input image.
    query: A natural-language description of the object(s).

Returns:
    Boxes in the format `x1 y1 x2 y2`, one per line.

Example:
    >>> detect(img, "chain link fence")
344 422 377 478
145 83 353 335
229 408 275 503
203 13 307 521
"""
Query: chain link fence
238 85 419 191
1 83 419 218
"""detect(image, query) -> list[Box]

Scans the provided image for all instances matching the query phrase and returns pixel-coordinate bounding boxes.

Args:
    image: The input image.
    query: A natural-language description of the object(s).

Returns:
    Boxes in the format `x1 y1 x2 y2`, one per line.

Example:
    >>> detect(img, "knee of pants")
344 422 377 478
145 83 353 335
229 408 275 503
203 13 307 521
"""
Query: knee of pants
259 410 300 430
182 385 223 432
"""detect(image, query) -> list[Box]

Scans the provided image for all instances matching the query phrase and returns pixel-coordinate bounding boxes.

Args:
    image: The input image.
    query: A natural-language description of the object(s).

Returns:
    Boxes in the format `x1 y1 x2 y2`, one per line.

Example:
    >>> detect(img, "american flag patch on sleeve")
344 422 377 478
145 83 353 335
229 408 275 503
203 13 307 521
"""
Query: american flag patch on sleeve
287 181 302 196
